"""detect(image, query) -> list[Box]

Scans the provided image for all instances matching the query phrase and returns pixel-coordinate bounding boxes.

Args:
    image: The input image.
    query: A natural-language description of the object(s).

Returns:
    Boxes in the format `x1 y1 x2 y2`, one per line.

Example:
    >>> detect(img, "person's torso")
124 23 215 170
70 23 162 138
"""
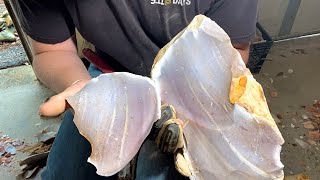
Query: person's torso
64 0 217 76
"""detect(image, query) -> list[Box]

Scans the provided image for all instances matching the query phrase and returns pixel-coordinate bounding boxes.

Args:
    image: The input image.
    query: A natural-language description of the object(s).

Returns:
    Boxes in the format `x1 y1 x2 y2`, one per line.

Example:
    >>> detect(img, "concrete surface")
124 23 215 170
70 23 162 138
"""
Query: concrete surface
255 35 320 179
0 44 28 69
0 65 62 179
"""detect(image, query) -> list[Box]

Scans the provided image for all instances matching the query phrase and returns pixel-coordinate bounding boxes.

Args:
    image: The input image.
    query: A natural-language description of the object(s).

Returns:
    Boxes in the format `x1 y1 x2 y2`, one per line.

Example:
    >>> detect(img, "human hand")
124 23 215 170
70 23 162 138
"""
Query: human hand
38 80 90 117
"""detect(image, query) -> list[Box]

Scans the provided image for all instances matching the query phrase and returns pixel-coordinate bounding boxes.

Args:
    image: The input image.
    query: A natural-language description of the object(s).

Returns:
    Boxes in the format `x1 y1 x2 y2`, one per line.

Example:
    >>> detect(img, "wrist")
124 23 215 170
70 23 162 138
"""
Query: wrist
61 79 91 98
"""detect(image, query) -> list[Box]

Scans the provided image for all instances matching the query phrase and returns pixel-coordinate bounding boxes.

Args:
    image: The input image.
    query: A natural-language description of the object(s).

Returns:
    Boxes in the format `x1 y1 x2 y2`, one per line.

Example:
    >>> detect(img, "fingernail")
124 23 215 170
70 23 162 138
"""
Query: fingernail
44 97 50 103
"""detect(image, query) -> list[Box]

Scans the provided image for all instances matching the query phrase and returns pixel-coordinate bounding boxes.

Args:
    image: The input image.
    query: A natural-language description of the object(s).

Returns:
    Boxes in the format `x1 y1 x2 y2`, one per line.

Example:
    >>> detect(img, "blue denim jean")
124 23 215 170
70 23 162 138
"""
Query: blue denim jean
41 65 187 180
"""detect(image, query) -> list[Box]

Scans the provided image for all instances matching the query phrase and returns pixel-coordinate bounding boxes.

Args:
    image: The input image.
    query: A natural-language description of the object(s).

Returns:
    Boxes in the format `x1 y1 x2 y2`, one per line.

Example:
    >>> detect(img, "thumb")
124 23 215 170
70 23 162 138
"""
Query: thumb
39 94 69 117
39 80 90 117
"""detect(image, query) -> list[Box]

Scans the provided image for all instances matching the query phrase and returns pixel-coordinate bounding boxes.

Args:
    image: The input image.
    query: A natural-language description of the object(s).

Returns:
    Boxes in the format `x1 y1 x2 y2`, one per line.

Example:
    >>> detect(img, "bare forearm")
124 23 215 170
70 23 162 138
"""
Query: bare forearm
236 48 250 64
33 51 91 93
233 42 250 64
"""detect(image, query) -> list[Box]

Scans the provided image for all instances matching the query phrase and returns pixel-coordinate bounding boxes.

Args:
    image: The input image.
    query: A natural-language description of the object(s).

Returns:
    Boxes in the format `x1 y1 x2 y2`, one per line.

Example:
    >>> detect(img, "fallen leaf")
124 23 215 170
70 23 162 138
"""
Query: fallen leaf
270 91 278 98
11 139 24 147
36 131 56 143
0 134 9 139
15 144 26 151
309 116 317 121
308 131 320 141
0 156 7 164
23 166 39 179
0 145 5 156
19 152 49 166
1 11 13 27
0 28 16 42
312 112 320 118
307 139 317 145
0 156 13 165
21 142 52 155
313 100 320 108
35 126 59 144
303 123 315 130
302 121 313 125
284 172 310 180
306 107 318 113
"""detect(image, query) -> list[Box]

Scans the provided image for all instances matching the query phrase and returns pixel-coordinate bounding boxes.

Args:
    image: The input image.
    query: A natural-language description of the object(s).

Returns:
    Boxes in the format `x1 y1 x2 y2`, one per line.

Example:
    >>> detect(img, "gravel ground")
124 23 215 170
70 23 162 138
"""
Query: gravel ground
0 3 29 69
0 44 28 69
0 2 6 13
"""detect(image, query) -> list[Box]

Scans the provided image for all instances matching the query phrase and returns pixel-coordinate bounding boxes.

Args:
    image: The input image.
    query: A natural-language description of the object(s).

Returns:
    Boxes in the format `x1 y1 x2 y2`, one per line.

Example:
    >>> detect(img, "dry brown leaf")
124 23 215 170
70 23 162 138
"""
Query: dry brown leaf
312 112 320 118
309 116 317 121
21 142 52 155
306 107 318 113
15 144 26 151
23 165 39 179
0 156 13 165
270 91 278 98
308 131 320 141
313 100 320 108
303 123 315 130
284 172 310 180
301 121 312 125
307 139 317 145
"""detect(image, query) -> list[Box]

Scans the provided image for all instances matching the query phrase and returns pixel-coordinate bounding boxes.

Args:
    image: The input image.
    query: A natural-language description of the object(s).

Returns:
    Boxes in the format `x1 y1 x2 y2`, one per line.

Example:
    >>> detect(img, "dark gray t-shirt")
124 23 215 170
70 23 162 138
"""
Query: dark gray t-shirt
18 0 258 76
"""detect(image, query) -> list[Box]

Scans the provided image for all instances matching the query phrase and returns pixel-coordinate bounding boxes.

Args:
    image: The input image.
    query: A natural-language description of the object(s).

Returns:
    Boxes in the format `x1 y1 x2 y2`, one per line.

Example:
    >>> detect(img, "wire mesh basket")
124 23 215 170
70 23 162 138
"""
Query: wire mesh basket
247 23 273 74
